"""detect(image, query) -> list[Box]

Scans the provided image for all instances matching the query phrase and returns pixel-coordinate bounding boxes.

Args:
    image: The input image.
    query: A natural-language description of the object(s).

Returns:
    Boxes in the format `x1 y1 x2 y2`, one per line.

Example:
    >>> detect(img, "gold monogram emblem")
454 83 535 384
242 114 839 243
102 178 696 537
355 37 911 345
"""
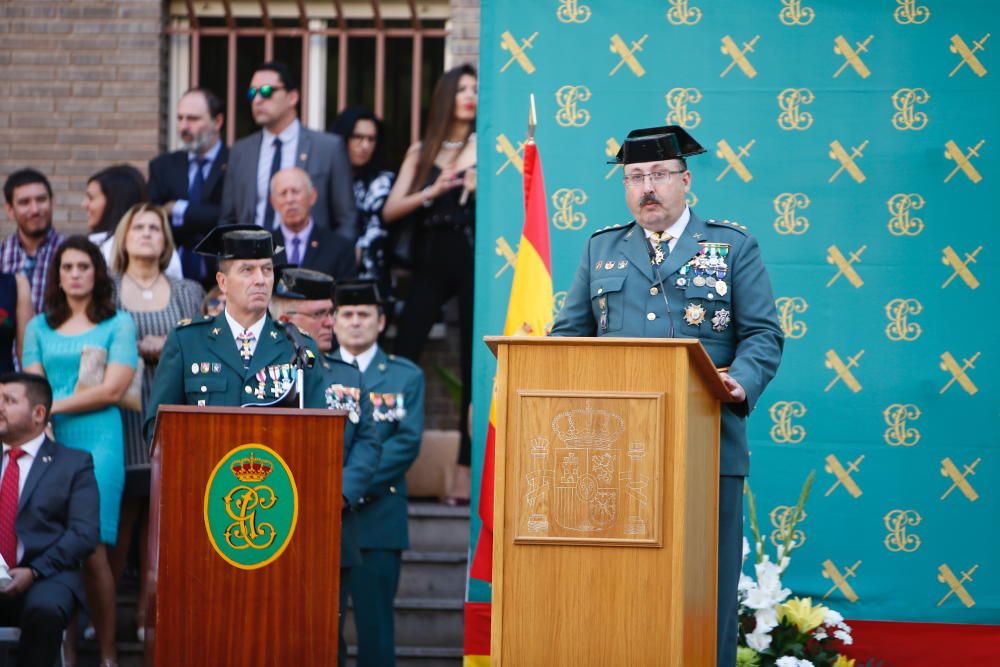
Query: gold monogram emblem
939 351 980 395
773 192 810 235
944 139 985 183
891 87 930 130
894 0 930 25
941 457 981 502
666 0 702 25
824 454 863 498
556 0 591 23
685 191 698 208
941 245 982 289
768 400 806 444
776 88 814 131
828 139 868 183
822 559 861 603
495 133 526 175
720 35 760 78
886 193 925 236
825 244 865 288
551 188 588 231
779 0 815 25
883 403 921 447
609 34 647 77
716 139 755 182
949 33 990 77
665 87 702 128
883 509 921 553
604 138 622 180
552 290 567 318
937 563 978 608
494 236 517 279
500 31 538 74
824 349 863 393
224 484 278 551
884 298 923 341
775 296 808 339
833 35 873 78
554 85 592 127
769 505 806 549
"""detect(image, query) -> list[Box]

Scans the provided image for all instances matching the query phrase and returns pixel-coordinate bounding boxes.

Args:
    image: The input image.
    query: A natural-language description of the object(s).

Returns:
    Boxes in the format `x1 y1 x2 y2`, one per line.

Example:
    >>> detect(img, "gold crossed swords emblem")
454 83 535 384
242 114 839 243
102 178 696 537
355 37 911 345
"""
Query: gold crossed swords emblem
826 244 865 288
716 139 754 182
941 245 982 289
828 140 868 183
833 35 873 78
824 454 863 498
494 236 517 278
937 563 978 608
940 457 981 502
609 34 647 77
950 33 990 77
495 133 526 175
720 35 759 78
824 349 863 393
939 351 980 395
944 139 985 183
822 559 861 603
500 31 538 74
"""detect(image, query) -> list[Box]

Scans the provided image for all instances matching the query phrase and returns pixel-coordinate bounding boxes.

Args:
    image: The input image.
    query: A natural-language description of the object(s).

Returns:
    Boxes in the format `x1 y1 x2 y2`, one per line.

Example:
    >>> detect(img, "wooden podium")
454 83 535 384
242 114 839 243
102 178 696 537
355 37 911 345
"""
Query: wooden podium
146 406 345 666
485 337 731 667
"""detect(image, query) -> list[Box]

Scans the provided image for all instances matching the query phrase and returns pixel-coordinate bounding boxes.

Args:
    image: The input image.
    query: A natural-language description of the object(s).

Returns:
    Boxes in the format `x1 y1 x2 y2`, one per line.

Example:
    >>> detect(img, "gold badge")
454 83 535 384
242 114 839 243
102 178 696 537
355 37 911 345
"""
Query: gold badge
604 261 615 270
683 303 706 326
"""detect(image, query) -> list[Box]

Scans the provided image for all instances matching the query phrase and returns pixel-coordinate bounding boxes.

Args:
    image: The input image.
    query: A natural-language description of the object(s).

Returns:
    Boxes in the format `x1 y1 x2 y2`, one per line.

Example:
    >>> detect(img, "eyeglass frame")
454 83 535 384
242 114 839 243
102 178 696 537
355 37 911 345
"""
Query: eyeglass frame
622 169 687 188
246 84 286 101
285 307 335 321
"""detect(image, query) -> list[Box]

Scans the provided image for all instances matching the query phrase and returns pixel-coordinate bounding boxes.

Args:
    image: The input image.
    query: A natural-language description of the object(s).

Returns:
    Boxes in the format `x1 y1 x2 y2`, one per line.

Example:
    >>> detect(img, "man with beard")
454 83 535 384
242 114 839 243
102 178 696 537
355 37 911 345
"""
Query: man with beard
148 88 230 287
1 169 64 313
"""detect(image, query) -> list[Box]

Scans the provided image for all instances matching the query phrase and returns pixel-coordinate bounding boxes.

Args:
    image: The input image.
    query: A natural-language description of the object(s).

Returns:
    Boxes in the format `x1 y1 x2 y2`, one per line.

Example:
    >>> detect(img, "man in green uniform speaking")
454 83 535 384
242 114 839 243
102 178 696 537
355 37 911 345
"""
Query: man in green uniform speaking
549 126 783 667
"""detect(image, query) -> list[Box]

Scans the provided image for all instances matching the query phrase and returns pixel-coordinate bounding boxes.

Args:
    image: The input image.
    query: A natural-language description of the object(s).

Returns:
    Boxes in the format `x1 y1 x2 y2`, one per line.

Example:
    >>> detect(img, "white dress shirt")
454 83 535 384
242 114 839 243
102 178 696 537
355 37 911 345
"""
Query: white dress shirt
256 119 301 227
642 205 691 252
224 309 267 357
172 139 224 226
337 344 378 373
1 432 46 564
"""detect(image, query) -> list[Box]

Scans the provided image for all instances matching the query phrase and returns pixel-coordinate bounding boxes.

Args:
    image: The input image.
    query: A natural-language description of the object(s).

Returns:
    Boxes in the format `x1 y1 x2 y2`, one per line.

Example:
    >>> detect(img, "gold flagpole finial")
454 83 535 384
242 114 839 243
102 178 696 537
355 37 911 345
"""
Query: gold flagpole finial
527 93 537 142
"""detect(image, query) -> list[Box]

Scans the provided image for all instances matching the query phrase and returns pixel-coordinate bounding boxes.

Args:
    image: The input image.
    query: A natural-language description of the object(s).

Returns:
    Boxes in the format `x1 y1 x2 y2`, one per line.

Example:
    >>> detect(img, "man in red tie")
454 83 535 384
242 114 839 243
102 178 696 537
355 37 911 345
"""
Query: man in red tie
0 373 99 667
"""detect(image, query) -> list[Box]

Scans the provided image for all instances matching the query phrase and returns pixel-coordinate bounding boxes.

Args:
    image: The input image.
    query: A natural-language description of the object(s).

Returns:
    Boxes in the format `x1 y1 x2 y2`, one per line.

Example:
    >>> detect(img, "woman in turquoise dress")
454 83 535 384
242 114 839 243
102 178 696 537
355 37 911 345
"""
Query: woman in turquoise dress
23 235 137 667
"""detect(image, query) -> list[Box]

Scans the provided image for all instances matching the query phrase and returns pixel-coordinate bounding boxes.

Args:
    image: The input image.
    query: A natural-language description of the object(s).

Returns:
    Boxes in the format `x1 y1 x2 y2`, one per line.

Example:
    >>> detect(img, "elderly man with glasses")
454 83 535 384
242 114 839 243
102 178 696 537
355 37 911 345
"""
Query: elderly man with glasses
550 125 784 667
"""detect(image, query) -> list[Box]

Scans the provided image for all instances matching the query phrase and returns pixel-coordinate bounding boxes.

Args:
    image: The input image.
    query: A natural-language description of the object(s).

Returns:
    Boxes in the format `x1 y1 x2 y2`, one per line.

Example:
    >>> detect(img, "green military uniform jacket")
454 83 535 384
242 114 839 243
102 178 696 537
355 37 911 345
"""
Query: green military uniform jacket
331 346 425 551
550 211 783 476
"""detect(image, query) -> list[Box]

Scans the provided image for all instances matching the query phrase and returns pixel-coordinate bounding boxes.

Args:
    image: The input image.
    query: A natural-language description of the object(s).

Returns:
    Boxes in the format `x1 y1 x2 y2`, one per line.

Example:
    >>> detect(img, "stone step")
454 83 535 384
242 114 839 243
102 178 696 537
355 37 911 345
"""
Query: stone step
344 597 464 648
407 502 470 554
347 645 463 667
398 549 468 598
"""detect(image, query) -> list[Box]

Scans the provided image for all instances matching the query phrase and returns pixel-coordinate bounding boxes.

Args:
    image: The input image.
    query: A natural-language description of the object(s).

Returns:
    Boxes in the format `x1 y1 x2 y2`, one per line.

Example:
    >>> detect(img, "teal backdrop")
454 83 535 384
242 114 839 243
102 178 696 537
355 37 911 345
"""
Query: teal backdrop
470 0 997 626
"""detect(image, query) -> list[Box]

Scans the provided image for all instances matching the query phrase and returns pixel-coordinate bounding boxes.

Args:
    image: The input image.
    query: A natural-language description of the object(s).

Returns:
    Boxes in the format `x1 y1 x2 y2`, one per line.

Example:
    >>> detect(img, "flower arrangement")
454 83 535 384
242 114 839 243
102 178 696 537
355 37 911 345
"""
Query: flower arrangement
737 472 858 667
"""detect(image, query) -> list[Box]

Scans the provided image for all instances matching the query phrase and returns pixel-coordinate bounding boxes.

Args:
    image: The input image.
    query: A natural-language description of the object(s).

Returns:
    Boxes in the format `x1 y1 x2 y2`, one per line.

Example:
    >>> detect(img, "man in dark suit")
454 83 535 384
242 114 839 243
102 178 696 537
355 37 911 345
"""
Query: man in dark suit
148 87 229 286
220 61 356 240
0 372 99 667
270 167 357 282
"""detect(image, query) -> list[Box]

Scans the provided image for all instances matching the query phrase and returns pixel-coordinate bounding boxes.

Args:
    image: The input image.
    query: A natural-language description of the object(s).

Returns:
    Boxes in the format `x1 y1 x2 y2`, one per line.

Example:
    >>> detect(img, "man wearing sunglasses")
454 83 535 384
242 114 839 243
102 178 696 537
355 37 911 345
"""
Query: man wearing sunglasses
550 125 783 667
221 60 357 244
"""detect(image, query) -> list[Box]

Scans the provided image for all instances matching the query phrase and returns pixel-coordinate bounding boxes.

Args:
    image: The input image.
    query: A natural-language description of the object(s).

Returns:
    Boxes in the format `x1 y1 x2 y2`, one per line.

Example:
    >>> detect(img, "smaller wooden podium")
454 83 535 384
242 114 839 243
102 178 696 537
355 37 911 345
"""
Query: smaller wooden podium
486 337 731 667
146 406 344 667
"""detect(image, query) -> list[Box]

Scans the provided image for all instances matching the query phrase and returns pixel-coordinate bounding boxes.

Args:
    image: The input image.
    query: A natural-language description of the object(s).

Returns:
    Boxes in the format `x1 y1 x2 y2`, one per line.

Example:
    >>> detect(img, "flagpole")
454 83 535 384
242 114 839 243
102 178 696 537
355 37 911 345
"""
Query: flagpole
528 93 537 143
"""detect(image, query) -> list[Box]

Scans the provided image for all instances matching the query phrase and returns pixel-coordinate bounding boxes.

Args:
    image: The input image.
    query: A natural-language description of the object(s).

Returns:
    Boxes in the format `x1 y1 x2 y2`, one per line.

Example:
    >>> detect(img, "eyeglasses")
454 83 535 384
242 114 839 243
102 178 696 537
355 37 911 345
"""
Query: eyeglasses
623 170 686 188
247 85 285 101
288 308 334 321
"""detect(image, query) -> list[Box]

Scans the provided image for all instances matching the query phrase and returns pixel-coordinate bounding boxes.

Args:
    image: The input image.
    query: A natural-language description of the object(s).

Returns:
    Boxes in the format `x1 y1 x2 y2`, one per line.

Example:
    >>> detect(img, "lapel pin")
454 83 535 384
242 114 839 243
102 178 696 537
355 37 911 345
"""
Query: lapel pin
311 240 318 248
299 152 308 162
378 363 387 372
212 327 221 335
270 331 278 339
42 456 52 463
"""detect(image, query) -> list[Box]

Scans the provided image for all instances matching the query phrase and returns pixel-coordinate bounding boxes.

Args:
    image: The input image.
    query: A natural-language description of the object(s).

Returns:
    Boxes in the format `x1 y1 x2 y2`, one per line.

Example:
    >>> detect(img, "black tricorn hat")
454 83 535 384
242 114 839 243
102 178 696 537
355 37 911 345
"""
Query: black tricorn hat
333 279 385 307
194 224 279 259
275 267 335 301
608 125 706 164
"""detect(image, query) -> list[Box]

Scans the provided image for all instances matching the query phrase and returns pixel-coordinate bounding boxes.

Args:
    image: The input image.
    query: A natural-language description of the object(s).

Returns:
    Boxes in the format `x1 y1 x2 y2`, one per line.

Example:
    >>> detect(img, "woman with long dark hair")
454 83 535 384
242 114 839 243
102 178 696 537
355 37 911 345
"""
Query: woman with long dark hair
383 64 478 503
23 236 138 667
331 106 395 293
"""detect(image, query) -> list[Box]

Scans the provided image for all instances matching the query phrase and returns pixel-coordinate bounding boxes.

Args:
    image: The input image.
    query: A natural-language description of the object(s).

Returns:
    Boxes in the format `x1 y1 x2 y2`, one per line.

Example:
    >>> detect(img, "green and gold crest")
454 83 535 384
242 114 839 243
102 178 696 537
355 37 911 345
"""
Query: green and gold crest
203 444 299 570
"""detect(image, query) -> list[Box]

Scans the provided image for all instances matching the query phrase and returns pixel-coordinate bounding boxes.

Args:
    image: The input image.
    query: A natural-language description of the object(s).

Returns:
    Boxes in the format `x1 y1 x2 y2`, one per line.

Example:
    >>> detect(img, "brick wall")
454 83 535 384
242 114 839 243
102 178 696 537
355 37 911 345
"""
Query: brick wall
0 0 164 235
447 0 480 68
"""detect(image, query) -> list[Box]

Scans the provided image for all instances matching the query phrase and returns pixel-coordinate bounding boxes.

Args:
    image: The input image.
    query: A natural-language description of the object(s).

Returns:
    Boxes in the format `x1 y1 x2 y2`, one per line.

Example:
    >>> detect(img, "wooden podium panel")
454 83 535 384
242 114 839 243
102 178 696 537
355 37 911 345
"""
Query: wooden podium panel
147 406 344 667
486 337 728 667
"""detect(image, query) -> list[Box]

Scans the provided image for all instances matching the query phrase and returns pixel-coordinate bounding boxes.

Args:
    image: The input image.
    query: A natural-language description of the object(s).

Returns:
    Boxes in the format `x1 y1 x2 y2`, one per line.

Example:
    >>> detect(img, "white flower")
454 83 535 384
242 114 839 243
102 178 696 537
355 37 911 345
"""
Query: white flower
834 629 853 645
775 658 814 667
743 536 750 560
753 607 778 634
745 629 772 651
823 608 844 626
738 572 755 594
813 628 828 641
743 558 790 609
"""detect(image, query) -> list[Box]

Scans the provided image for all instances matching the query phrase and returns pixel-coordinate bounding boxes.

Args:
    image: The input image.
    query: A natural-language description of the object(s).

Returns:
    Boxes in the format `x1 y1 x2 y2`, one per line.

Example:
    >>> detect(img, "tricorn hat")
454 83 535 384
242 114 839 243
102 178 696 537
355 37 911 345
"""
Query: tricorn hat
333 280 385 307
275 267 334 301
193 224 279 259
608 125 706 164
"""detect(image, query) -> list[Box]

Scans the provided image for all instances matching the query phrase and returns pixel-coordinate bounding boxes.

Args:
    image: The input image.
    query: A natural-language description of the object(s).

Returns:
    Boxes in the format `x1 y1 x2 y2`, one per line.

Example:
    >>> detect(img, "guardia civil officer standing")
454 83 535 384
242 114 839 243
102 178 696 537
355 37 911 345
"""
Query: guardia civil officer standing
331 280 424 667
549 126 783 667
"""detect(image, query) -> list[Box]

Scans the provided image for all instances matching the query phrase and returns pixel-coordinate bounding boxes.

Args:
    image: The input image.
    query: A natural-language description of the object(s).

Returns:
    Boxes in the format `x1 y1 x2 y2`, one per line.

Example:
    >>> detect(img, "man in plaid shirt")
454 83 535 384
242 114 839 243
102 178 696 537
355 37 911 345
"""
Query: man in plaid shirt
2 169 64 313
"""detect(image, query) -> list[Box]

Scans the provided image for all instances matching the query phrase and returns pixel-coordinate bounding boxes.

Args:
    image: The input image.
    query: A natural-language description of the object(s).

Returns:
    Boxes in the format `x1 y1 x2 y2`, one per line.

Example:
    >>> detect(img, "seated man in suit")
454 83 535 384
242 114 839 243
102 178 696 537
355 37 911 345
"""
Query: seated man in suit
270 167 357 282
0 372 99 667
148 87 229 287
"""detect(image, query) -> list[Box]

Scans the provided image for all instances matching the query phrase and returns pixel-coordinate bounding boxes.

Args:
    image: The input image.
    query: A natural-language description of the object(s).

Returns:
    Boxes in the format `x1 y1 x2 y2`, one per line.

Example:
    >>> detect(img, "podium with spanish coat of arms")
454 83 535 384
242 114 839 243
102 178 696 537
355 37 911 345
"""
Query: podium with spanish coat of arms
485 337 731 666
146 406 345 666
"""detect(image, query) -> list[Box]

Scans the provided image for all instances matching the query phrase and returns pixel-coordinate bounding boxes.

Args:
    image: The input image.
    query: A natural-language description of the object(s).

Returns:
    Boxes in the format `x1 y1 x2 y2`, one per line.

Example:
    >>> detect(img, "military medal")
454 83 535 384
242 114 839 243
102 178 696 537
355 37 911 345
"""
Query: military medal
716 280 728 296
595 261 603 271
693 275 707 287
598 296 608 333
604 261 615 270
212 363 221 373
683 303 707 326
712 308 732 332
191 363 199 374
706 276 717 288
675 277 687 288
200 362 210 374
618 259 628 269
238 331 254 361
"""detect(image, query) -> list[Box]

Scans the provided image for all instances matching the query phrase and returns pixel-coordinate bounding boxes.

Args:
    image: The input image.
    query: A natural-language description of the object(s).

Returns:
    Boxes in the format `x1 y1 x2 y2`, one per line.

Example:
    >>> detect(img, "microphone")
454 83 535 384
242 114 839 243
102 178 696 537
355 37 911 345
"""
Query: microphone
283 323 317 370
645 235 676 339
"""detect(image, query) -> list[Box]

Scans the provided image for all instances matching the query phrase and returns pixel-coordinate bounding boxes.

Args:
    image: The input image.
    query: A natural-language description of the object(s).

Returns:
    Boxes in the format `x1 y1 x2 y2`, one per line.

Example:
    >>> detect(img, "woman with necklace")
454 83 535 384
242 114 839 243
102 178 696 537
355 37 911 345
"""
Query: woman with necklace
108 204 203 641
383 64 478 504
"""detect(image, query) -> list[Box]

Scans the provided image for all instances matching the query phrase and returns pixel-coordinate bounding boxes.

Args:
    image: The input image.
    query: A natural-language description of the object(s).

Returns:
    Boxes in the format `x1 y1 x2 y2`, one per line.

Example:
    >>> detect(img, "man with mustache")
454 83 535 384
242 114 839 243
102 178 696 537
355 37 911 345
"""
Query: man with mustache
550 125 783 667
148 88 230 288
1 169 64 313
